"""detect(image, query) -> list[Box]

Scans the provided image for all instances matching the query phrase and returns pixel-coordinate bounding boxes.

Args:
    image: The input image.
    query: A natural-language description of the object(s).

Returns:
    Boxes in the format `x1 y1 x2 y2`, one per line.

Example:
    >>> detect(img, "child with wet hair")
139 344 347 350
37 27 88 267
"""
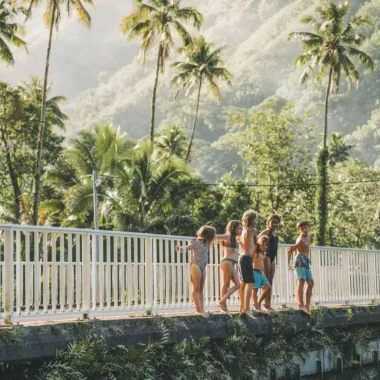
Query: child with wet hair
252 235 272 311
216 220 243 314
176 225 216 318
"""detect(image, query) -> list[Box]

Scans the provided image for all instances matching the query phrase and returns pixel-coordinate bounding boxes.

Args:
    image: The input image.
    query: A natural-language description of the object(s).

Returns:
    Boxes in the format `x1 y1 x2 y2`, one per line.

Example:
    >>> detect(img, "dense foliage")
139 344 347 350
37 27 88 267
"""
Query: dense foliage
0 0 379 248
1 311 379 379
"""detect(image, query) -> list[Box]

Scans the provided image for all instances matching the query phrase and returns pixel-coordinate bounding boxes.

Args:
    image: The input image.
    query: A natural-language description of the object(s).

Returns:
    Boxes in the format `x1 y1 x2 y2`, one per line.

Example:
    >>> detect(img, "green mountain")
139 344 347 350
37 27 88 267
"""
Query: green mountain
64 0 380 175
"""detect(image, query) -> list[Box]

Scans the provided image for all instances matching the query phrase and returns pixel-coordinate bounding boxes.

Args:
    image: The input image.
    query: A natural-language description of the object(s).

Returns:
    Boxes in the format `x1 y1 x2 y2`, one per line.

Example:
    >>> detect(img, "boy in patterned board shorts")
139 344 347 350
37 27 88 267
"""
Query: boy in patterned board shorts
287 221 314 315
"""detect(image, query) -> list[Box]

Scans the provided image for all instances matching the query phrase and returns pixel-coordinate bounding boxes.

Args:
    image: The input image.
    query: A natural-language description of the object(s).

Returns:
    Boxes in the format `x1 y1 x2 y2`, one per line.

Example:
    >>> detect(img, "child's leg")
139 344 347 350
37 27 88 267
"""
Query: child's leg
243 283 254 318
296 279 306 307
199 268 207 314
219 261 232 309
252 288 259 309
259 284 271 308
219 264 240 307
239 282 245 312
305 279 314 310
190 264 205 316
265 261 276 310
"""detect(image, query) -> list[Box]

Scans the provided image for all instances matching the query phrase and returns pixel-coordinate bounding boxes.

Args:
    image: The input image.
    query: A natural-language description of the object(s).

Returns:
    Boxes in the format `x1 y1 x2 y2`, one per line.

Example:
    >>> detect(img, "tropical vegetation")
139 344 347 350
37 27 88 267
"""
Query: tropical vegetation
24 0 93 225
0 0 378 250
289 1 375 245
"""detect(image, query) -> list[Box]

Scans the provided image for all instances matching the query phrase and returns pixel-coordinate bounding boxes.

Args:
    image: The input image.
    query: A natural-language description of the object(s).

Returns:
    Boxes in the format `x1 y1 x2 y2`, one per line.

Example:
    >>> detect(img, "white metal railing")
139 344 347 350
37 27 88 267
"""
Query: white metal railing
0 224 379 323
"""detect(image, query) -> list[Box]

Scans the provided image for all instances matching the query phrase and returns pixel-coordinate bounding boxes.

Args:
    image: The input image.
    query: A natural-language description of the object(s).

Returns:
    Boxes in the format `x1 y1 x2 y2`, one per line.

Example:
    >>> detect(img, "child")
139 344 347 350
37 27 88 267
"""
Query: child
287 221 314 316
258 214 281 311
216 220 243 314
252 235 271 311
176 225 216 318
237 210 258 319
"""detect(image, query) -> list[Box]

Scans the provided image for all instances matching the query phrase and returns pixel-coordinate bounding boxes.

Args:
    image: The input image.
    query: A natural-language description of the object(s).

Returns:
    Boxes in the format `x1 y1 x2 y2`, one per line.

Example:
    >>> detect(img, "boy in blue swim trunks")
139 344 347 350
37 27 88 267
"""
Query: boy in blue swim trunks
287 221 314 316
252 235 271 311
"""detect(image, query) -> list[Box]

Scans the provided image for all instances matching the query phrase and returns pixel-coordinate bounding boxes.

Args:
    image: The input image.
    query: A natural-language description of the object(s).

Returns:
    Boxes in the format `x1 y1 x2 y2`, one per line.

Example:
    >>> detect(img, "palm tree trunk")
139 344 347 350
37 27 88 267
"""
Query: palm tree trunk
186 76 202 162
150 44 162 142
323 66 333 148
32 2 57 225
316 65 333 246
1 133 21 221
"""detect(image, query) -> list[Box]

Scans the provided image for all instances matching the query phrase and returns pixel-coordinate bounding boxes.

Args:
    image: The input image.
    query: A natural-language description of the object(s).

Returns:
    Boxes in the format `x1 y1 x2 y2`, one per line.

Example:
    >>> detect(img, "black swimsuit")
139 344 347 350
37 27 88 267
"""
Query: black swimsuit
221 235 238 265
266 230 279 263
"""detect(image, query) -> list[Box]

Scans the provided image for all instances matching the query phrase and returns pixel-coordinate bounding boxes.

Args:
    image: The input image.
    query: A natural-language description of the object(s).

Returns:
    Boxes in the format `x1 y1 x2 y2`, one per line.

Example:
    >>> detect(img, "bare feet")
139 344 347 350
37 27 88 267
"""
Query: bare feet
219 302 232 317
263 305 275 312
298 305 311 316
195 311 209 318
254 305 262 312
242 311 257 319
219 301 228 312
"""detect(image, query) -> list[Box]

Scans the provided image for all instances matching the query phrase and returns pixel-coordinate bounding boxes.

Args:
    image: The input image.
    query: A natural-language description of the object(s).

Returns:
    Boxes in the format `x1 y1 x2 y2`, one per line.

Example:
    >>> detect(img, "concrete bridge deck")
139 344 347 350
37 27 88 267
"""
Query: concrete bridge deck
1 303 380 363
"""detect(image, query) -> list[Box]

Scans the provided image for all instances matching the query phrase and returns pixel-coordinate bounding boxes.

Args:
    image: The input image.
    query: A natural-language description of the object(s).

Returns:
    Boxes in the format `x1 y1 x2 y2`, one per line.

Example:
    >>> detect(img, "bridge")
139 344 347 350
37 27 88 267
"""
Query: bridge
0 224 379 324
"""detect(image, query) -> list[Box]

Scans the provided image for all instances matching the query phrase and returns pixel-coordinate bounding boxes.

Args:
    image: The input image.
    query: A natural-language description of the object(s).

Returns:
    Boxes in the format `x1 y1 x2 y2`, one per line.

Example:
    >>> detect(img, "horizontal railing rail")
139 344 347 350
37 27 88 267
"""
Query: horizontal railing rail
0 224 379 323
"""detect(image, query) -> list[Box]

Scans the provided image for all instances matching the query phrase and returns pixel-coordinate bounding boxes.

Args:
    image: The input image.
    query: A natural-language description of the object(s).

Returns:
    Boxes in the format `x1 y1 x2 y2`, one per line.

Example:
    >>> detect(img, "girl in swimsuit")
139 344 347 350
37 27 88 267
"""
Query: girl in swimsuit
176 225 216 318
258 214 281 311
216 220 243 314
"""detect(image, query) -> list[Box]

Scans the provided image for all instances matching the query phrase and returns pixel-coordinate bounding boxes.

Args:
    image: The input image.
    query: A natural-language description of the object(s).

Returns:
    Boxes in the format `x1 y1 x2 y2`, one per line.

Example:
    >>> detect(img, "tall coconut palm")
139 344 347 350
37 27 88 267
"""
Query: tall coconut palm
289 1 374 245
120 0 203 143
328 132 353 167
0 0 27 65
171 36 232 161
155 124 187 158
24 0 93 225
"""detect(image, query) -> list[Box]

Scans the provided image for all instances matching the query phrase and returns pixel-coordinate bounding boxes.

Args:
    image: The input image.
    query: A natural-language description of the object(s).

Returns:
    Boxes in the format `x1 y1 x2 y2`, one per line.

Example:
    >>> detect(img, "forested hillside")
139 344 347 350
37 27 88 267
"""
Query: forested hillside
64 0 379 178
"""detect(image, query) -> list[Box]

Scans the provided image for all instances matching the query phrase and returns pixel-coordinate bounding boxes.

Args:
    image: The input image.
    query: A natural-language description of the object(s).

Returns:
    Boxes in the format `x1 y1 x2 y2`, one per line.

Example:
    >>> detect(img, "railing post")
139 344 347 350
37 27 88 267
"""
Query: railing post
342 250 350 303
368 251 376 302
4 228 14 325
312 248 322 304
82 233 90 319
145 236 153 314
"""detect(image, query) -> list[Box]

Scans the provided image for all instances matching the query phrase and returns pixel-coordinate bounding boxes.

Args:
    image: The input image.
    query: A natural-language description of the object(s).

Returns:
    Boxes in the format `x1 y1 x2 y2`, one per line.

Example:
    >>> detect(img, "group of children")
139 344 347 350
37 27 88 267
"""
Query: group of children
176 210 314 318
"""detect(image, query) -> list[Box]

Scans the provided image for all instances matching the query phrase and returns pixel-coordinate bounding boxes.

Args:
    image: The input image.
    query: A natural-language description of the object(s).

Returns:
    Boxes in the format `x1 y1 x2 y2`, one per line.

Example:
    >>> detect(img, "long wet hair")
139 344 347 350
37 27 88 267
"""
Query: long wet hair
267 214 281 228
197 225 216 246
257 235 269 253
242 210 257 228
225 220 242 236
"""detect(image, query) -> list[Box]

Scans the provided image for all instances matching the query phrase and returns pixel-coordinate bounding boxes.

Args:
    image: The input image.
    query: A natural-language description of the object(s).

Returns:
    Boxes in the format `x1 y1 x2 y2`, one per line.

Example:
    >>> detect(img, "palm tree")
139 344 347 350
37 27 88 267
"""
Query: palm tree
0 0 27 65
107 141 194 232
120 0 203 143
48 124 131 228
24 0 93 225
155 124 187 158
171 36 232 161
289 1 375 245
328 132 353 167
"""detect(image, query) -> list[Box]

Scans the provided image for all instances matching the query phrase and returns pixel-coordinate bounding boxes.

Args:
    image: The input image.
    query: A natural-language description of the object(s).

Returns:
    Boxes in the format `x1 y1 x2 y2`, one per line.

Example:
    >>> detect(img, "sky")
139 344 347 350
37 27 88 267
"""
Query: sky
1 0 134 98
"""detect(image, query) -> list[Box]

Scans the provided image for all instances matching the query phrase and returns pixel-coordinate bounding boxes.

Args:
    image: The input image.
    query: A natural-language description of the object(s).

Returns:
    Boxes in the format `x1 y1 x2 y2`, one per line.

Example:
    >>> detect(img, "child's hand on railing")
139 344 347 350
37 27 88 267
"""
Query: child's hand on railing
175 245 180 252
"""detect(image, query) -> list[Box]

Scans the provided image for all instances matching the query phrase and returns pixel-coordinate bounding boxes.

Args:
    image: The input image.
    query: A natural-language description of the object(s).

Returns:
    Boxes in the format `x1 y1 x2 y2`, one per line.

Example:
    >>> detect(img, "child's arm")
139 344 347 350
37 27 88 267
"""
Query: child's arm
287 236 301 268
216 234 230 241
176 240 195 253
258 229 270 239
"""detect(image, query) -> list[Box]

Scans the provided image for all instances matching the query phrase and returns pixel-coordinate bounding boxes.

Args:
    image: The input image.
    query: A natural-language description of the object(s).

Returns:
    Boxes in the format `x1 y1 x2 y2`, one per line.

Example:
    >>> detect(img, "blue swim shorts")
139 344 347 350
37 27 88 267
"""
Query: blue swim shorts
253 270 270 289
295 267 313 280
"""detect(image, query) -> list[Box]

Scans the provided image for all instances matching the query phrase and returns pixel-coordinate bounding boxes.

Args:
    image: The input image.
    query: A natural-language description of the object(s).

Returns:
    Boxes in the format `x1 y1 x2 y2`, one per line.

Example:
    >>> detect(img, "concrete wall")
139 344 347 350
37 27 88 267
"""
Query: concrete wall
1 305 380 367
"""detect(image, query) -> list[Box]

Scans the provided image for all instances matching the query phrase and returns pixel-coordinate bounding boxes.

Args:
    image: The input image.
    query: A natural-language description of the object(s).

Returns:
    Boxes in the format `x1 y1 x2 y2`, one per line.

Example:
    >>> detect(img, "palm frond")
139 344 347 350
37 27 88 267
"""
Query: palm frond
71 0 92 28
173 6 203 29
346 46 375 71
288 31 323 42
172 20 192 46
